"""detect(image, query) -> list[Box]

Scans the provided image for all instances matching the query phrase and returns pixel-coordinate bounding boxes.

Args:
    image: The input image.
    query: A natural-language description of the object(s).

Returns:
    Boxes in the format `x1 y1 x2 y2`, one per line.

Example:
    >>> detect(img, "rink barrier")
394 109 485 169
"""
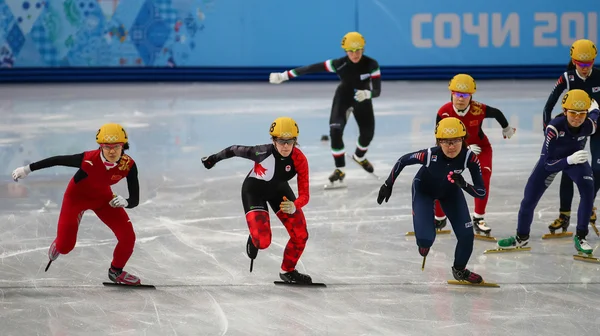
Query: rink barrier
0 65 565 83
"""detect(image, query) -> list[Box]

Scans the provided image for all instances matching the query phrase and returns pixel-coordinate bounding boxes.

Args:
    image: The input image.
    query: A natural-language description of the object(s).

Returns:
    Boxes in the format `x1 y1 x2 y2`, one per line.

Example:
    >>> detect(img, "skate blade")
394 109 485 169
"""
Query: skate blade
274 281 326 287
347 154 380 180
405 229 451 236
573 254 600 263
44 260 53 272
102 282 156 289
474 234 497 242
484 247 531 254
541 232 573 239
447 280 500 287
324 183 347 190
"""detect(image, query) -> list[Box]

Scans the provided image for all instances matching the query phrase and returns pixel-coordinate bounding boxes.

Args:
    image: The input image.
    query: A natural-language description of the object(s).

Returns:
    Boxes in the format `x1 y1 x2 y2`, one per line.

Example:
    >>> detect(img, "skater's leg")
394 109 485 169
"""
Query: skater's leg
559 172 574 213
243 188 271 251
269 185 311 283
94 206 136 268
411 179 436 254
440 190 474 270
352 101 375 162
473 145 492 218
329 93 352 170
441 188 482 284
94 205 140 285
54 196 87 256
565 164 594 235
517 162 555 236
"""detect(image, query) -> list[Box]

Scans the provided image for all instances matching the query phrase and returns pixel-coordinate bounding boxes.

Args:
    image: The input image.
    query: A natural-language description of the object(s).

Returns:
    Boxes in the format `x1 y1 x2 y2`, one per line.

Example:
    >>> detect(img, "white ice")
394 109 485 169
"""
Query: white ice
0 81 599 336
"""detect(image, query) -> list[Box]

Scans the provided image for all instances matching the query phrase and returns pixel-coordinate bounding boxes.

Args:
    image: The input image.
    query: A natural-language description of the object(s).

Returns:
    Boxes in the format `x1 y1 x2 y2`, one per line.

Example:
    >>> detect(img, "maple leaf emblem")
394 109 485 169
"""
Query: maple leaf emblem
253 162 267 177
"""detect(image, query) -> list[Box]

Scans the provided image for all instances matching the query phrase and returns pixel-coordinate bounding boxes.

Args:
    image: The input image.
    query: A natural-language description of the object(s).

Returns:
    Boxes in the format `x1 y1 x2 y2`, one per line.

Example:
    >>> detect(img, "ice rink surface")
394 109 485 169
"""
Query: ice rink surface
0 81 599 336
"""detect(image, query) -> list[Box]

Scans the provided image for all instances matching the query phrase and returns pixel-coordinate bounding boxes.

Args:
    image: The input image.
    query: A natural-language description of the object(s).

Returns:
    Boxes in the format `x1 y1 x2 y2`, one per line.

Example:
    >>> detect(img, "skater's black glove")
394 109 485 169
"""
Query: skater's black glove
447 171 467 188
202 155 217 169
377 183 392 204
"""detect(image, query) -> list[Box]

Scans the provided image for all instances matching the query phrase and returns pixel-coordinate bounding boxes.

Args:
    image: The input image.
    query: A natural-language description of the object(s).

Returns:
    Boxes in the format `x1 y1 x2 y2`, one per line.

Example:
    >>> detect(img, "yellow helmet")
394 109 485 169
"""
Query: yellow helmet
570 39 597 62
435 117 467 139
448 74 477 94
269 117 299 138
562 89 591 111
341 32 365 51
96 123 128 144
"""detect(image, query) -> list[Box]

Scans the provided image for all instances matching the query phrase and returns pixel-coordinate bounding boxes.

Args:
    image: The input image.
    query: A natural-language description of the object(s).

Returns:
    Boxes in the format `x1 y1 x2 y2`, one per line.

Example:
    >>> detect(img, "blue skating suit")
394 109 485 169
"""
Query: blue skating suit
518 109 600 236
385 146 486 269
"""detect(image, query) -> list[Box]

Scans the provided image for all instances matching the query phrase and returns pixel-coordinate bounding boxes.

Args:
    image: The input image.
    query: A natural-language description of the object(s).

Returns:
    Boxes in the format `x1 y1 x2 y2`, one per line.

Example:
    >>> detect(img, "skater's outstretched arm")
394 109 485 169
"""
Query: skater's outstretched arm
543 73 568 128
384 149 428 187
464 152 486 199
30 153 85 170
203 144 272 168
269 58 345 83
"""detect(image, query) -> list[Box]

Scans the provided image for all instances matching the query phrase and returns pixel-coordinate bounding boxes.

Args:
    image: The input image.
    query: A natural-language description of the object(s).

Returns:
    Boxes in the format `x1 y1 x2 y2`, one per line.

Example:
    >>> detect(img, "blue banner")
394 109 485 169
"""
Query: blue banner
359 0 598 66
0 0 597 79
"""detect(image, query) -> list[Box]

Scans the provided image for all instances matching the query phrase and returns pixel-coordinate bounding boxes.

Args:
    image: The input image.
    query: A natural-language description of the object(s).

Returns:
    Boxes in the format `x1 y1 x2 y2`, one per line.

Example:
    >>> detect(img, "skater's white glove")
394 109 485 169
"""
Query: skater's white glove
269 72 289 84
109 195 128 208
354 90 372 102
279 196 296 214
467 144 481 155
589 99 599 112
567 150 588 165
502 126 516 139
12 165 31 182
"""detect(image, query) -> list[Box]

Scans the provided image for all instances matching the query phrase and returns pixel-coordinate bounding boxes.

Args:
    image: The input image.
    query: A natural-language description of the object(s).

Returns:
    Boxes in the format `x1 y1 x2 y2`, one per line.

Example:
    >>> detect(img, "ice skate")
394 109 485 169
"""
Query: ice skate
274 269 326 287
350 154 380 179
246 235 258 272
484 233 531 253
590 207 599 237
108 267 142 286
324 168 347 190
543 212 573 239
473 217 496 242
44 239 60 272
419 247 429 271
447 266 499 287
406 217 450 236
573 233 599 262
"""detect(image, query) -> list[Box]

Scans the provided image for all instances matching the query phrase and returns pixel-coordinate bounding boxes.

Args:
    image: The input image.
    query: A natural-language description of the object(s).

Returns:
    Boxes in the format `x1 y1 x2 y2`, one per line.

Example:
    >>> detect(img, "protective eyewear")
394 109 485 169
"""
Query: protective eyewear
100 143 124 150
438 139 462 146
566 110 588 117
275 138 296 145
452 92 471 98
573 59 594 67
344 48 363 53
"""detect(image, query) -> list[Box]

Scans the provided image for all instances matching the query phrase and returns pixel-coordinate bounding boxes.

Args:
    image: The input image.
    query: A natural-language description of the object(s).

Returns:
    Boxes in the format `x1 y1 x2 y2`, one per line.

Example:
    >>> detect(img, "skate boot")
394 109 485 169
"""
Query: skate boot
279 269 313 284
246 235 258 259
574 231 593 255
48 239 60 261
418 246 430 257
434 217 447 230
473 217 495 241
544 211 573 239
246 235 258 272
488 233 531 253
352 154 374 173
325 168 346 190
108 266 141 286
451 266 483 284
573 230 600 262
44 239 61 272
